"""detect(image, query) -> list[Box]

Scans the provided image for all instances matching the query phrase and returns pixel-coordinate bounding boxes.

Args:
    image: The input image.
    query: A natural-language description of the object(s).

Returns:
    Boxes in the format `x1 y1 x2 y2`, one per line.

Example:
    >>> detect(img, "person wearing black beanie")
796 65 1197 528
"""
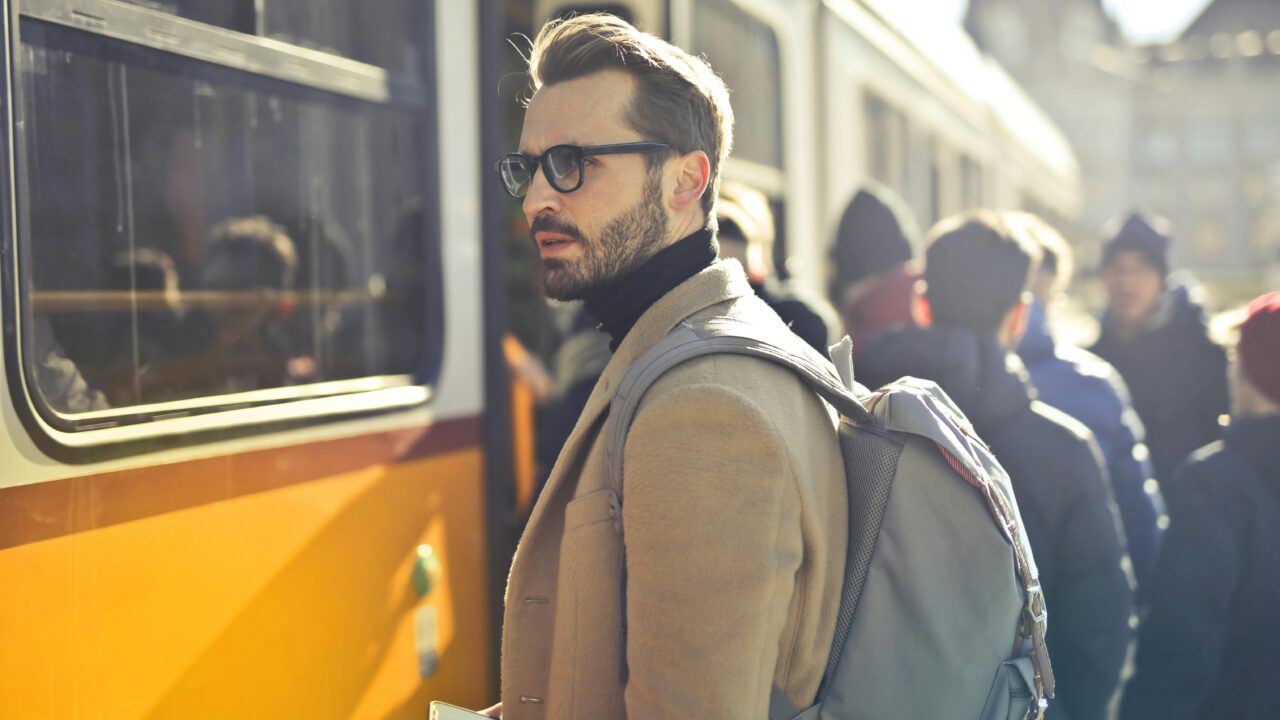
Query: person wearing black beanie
1097 211 1172 332
827 183 921 354
829 183 917 292
1091 210 1228 494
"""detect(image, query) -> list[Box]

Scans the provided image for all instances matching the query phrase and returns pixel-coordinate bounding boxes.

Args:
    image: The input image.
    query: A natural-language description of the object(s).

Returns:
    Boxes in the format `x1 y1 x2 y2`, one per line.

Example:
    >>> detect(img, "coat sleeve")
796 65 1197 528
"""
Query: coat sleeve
620 381 803 720
1196 339 1230 440
1101 372 1165 587
1120 455 1243 720
1044 435 1135 720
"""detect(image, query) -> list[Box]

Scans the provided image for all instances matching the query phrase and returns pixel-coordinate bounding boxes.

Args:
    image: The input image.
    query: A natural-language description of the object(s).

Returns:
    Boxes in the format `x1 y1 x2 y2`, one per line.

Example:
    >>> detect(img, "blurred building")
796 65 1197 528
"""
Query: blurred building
965 0 1135 271
1128 0 1280 304
966 0 1280 305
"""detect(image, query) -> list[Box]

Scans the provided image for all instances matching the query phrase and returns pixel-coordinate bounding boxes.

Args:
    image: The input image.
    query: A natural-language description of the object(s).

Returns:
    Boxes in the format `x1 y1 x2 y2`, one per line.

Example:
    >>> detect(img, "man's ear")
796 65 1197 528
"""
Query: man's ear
999 294 1032 348
670 150 711 213
913 285 932 327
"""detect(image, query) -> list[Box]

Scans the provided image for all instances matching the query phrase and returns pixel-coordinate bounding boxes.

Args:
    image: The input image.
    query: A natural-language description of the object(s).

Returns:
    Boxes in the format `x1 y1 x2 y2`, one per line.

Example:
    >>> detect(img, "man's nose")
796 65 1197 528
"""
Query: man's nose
523 164 561 220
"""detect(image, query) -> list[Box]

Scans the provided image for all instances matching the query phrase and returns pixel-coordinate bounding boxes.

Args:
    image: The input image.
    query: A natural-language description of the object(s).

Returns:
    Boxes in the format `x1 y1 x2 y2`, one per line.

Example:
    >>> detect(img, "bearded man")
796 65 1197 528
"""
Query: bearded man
481 13 847 720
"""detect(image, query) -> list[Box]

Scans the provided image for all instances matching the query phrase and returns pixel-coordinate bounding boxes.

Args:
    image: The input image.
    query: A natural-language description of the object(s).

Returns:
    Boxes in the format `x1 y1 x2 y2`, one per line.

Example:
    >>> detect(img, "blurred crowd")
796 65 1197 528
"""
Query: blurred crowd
512 181 1279 719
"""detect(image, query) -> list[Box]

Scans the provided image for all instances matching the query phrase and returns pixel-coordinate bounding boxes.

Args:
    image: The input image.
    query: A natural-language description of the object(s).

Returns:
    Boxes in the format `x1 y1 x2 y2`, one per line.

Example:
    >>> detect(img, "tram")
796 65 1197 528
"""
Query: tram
0 2 496 717
0 1 1079 718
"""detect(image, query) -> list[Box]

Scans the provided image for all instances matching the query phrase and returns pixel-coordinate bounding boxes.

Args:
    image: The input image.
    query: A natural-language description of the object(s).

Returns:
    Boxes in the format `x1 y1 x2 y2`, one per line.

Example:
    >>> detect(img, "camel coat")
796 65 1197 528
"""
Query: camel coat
500 261 848 719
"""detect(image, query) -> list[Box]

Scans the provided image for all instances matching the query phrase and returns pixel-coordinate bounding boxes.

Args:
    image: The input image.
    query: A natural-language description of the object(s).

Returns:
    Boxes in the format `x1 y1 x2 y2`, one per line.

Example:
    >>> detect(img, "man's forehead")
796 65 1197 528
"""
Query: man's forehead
519 71 637 151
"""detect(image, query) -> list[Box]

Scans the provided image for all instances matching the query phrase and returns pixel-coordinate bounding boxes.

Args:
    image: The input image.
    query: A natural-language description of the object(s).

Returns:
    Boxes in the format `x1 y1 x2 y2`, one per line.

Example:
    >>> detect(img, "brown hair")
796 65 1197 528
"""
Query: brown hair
1005 212 1073 296
924 210 1042 334
527 13 734 218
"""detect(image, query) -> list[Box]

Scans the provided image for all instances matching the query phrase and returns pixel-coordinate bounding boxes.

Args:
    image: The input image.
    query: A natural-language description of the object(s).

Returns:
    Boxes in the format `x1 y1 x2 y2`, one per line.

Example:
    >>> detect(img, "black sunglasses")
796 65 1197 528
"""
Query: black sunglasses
494 141 671 198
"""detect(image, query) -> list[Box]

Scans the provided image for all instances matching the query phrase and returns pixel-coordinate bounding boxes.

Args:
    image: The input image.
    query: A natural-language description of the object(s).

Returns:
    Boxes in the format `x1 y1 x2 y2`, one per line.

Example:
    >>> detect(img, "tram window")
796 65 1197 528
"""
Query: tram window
264 0 427 76
115 0 255 33
865 92 907 196
928 156 942 225
692 0 783 170
959 155 983 210
17 20 435 421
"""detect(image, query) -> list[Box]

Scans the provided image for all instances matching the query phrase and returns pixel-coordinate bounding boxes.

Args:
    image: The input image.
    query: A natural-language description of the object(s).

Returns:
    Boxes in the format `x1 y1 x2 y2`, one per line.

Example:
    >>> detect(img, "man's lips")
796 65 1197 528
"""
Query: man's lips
535 231 577 257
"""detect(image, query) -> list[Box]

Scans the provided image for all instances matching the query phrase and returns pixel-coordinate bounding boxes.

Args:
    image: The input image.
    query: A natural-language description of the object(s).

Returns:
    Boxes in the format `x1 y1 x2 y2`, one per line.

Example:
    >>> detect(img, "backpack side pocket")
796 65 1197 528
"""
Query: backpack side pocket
980 655 1036 720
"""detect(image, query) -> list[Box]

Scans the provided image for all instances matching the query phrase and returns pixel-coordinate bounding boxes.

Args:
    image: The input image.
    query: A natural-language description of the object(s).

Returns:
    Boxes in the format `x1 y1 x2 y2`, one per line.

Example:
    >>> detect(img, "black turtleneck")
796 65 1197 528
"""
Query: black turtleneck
583 229 716 351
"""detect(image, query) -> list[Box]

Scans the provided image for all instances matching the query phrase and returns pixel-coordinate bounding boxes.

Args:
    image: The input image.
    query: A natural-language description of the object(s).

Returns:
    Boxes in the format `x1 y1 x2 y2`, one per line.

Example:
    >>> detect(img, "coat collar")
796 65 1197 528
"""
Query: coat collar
524 260 753 529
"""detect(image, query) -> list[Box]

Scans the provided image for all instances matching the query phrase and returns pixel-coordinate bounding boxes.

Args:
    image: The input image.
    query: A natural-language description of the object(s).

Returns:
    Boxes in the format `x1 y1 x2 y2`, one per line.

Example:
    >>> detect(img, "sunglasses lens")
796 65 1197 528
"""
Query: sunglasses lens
544 147 583 192
498 155 532 197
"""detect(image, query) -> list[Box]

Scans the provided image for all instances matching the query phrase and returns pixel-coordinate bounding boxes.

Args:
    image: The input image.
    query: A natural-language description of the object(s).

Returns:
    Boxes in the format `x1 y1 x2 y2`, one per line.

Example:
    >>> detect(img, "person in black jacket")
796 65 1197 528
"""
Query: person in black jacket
716 180 839 354
1090 211 1228 496
858 211 1134 720
1121 291 1280 720
1011 213 1166 586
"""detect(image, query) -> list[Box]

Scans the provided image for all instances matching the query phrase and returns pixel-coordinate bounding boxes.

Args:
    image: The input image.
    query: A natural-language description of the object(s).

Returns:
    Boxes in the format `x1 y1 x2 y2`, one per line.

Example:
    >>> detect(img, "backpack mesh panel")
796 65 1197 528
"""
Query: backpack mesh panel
822 422 903 690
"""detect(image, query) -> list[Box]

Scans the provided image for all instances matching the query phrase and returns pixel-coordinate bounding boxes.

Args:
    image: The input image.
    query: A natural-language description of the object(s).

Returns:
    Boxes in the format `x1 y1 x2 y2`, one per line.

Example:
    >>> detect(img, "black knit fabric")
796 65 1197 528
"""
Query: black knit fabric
583 229 716 351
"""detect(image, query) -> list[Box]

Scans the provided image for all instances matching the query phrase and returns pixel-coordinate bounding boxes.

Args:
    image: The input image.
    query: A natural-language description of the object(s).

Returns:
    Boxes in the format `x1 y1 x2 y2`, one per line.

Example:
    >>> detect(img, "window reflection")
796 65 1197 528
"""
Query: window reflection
19 21 431 416
263 0 426 75
115 0 255 34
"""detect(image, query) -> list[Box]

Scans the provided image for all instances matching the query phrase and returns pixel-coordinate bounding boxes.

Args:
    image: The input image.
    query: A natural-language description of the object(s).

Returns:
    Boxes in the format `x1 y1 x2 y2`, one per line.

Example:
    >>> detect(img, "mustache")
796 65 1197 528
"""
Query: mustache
529 216 586 244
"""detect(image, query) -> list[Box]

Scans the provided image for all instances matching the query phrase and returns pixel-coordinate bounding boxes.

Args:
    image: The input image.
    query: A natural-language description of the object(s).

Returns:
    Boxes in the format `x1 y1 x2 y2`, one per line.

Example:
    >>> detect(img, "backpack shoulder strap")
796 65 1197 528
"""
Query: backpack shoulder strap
605 317 876 498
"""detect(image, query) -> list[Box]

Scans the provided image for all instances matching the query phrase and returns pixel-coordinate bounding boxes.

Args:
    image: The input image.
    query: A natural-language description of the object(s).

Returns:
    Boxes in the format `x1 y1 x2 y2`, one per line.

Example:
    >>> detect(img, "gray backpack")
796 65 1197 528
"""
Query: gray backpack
605 317 1054 720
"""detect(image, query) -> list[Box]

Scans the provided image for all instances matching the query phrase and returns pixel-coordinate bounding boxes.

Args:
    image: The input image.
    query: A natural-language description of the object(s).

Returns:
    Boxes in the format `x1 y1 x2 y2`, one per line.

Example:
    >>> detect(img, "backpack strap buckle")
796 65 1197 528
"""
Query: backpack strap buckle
1018 580 1055 712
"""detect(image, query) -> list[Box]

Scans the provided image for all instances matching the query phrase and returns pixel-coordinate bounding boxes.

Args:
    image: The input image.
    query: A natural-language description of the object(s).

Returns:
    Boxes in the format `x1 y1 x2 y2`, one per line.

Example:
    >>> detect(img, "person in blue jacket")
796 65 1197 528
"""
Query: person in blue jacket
1011 213 1166 586
1121 291 1280 720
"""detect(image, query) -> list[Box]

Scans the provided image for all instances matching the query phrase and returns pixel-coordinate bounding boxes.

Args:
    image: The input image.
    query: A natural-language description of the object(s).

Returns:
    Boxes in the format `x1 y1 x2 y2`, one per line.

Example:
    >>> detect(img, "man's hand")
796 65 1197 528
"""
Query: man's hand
480 702 502 718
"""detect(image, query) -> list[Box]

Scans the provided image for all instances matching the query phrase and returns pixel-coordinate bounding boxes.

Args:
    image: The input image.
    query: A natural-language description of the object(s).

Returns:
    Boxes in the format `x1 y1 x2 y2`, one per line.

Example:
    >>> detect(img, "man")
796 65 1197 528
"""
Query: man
1010 213 1166 586
826 183 921 358
1090 211 1228 497
485 15 847 719
716 180 839 353
857 211 1133 720
1121 292 1280 720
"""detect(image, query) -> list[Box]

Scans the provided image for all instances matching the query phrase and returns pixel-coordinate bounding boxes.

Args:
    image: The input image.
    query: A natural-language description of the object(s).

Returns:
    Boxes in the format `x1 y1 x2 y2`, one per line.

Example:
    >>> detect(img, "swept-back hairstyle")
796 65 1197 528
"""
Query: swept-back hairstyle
527 13 734 218
924 210 1042 334
1006 211 1073 297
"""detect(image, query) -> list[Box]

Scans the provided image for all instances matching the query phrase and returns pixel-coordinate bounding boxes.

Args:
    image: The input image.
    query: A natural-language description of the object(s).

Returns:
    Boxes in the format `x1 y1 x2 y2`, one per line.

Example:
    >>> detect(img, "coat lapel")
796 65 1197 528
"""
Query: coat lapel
520 260 755 539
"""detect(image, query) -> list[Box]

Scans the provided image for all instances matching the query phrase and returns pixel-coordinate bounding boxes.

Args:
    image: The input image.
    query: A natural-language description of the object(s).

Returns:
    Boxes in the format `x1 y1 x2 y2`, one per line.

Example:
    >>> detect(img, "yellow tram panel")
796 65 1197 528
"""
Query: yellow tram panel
0 423 492 719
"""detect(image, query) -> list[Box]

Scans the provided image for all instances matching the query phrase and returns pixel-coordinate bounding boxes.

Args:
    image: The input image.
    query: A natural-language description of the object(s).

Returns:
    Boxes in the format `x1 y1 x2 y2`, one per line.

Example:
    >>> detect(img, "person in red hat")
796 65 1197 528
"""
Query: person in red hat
1122 291 1280 720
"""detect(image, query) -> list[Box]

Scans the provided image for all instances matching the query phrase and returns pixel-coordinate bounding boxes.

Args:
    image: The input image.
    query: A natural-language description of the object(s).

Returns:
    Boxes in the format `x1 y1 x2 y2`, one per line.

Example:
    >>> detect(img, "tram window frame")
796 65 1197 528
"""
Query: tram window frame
691 0 784 173
2 0 444 458
688 0 788 273
864 91 908 197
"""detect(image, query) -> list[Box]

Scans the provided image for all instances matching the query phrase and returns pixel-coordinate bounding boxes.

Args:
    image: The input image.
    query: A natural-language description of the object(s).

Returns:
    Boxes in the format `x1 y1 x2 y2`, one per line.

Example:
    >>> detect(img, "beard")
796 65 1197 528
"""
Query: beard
533 171 668 301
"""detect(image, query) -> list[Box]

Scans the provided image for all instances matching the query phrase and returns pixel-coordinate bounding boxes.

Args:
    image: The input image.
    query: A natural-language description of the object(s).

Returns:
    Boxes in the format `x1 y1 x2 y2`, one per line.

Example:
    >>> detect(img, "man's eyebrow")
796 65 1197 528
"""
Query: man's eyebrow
517 140 587 155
